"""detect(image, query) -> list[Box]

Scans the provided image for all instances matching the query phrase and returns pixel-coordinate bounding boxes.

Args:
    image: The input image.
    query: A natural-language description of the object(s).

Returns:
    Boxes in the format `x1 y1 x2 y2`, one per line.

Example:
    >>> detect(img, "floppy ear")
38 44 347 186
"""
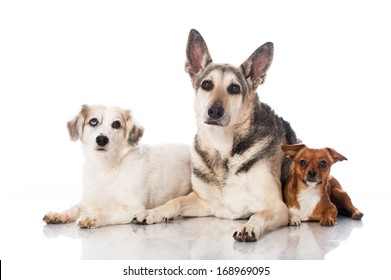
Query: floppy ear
124 111 144 146
185 29 212 85
326 147 348 163
240 42 274 90
281 143 307 160
67 105 88 141
127 123 144 146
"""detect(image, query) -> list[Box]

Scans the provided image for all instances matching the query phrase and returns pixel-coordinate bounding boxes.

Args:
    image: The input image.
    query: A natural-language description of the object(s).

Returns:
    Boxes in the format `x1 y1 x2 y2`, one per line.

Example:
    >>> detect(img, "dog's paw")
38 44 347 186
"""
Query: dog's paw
233 224 260 242
134 210 174 225
134 210 151 224
320 217 336 226
289 216 301 226
351 210 364 220
43 212 72 224
77 215 98 229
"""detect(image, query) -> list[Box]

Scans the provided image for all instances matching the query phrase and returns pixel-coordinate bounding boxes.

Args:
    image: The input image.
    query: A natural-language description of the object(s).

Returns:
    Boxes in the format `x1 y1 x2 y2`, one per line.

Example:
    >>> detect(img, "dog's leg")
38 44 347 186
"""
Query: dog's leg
77 203 145 228
329 176 363 220
288 210 301 226
43 204 81 224
135 192 211 224
233 201 289 242
309 194 338 226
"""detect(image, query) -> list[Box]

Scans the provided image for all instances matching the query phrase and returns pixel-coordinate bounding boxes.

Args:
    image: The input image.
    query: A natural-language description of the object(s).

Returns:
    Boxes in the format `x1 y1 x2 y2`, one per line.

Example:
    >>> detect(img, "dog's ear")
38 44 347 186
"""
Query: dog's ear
124 110 144 146
241 42 274 90
67 105 88 141
185 29 212 84
326 147 348 163
281 144 307 159
127 124 144 146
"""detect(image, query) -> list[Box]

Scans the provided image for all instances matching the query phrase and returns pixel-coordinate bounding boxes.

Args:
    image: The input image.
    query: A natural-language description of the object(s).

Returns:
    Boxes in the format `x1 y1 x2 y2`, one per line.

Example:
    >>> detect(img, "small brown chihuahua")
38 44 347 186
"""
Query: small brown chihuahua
281 144 363 226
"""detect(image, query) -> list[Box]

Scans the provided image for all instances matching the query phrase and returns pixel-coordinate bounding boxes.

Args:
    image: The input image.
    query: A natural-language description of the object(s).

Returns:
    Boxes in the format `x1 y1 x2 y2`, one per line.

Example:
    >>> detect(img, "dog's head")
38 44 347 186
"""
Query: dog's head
185 29 273 127
281 144 347 187
67 105 144 153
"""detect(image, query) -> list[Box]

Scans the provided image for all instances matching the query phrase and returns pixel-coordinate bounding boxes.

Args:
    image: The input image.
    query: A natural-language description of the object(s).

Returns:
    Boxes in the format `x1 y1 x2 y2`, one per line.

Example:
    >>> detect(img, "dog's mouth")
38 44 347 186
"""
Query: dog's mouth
95 147 108 152
205 120 224 126
304 178 322 187
203 116 230 127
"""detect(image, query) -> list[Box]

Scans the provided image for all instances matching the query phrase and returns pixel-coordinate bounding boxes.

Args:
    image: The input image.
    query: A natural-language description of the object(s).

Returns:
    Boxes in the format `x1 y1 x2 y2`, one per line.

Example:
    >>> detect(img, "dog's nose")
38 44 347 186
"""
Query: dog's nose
208 104 224 120
308 169 317 178
96 135 109 147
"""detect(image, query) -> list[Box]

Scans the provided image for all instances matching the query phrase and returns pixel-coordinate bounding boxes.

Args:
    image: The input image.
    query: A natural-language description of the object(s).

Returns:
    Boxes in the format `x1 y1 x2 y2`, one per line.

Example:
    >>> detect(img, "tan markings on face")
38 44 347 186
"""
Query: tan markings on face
81 106 129 150
195 69 245 127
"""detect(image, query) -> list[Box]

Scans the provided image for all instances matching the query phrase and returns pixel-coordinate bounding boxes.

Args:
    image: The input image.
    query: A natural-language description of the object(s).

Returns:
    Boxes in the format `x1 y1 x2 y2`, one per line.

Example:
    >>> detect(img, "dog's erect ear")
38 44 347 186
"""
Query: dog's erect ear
185 29 212 84
326 147 348 163
124 110 144 146
67 105 88 141
240 42 274 90
281 144 307 159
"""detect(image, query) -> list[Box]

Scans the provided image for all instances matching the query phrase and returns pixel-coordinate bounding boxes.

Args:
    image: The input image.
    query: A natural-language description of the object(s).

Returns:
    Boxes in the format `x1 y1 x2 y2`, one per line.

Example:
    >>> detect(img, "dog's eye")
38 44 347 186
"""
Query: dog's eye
227 83 241 95
88 118 98 127
112 121 121 129
299 160 307 168
319 160 328 169
201 80 214 91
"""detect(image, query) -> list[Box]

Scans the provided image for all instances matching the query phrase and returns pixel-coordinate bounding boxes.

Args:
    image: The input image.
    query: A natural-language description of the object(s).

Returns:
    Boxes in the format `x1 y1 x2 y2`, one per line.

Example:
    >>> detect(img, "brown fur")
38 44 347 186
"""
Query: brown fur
281 144 363 226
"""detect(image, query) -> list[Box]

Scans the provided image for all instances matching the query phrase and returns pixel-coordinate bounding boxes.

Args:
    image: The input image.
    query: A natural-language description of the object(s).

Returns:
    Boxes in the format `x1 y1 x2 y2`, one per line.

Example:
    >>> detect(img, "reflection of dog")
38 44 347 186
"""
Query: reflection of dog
43 105 192 228
281 144 363 226
136 29 298 242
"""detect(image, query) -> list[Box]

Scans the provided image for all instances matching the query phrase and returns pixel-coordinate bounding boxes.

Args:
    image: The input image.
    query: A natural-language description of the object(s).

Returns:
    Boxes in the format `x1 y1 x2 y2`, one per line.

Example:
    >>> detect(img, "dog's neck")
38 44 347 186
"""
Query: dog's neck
83 146 132 170
198 124 234 154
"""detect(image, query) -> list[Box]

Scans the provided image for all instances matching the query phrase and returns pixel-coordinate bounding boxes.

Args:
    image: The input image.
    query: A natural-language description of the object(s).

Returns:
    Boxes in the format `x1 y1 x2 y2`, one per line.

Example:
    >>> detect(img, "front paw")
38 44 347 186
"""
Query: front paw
77 215 98 229
233 224 259 242
134 210 174 225
289 216 301 226
43 212 72 224
320 217 336 226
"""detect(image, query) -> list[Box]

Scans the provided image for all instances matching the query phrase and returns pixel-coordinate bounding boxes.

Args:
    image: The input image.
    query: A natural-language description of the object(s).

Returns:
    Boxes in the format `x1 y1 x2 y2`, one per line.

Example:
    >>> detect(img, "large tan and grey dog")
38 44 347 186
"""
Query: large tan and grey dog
43 105 192 228
136 29 298 242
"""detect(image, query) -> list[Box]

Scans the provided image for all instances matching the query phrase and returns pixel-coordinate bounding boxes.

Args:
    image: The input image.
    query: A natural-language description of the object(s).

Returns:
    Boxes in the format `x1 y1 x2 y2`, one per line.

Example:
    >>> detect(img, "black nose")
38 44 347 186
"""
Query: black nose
208 104 224 120
308 169 317 178
96 135 109 147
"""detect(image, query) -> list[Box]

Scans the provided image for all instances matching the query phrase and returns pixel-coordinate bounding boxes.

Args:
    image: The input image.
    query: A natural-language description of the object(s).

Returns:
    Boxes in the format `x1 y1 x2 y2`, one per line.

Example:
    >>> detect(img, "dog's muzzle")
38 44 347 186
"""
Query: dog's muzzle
96 135 109 148
208 104 224 120
205 103 227 126
304 169 321 185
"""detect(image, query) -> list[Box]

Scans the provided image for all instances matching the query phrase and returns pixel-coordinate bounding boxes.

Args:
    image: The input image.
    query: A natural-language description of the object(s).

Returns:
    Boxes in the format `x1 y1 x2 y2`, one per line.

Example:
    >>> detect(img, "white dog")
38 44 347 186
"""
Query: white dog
43 105 192 228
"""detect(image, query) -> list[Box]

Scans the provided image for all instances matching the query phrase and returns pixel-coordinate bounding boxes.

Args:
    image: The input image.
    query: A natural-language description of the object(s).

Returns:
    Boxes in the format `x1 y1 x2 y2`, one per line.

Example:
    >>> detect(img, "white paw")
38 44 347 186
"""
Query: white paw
233 223 261 242
135 209 174 225
289 216 301 226
43 212 72 224
77 215 98 228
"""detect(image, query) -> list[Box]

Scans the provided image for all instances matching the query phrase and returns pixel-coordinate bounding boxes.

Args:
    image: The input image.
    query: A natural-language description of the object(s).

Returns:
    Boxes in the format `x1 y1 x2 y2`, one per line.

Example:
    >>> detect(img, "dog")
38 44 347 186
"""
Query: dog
43 105 192 228
135 29 298 242
281 143 363 226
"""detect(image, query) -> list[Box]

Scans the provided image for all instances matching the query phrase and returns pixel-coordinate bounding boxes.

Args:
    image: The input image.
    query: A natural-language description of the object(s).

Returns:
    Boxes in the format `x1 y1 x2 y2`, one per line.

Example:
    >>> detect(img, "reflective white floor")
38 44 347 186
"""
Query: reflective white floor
0 196 384 261
42 214 363 260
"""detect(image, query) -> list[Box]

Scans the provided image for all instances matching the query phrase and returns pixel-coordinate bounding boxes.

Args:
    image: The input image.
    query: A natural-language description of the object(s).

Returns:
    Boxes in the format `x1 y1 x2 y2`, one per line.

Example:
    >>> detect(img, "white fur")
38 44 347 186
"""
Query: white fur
289 186 322 223
44 105 192 228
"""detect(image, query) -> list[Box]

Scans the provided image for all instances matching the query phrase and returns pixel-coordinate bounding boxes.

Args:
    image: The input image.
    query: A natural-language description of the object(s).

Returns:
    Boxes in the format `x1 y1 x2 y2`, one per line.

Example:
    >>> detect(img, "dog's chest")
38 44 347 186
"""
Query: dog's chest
290 187 321 221
200 160 275 219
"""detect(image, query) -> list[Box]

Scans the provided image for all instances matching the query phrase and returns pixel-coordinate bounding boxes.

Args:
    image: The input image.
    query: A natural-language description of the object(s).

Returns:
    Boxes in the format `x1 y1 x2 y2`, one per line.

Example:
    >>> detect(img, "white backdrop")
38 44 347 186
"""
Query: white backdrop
1 0 390 277
1 0 390 200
